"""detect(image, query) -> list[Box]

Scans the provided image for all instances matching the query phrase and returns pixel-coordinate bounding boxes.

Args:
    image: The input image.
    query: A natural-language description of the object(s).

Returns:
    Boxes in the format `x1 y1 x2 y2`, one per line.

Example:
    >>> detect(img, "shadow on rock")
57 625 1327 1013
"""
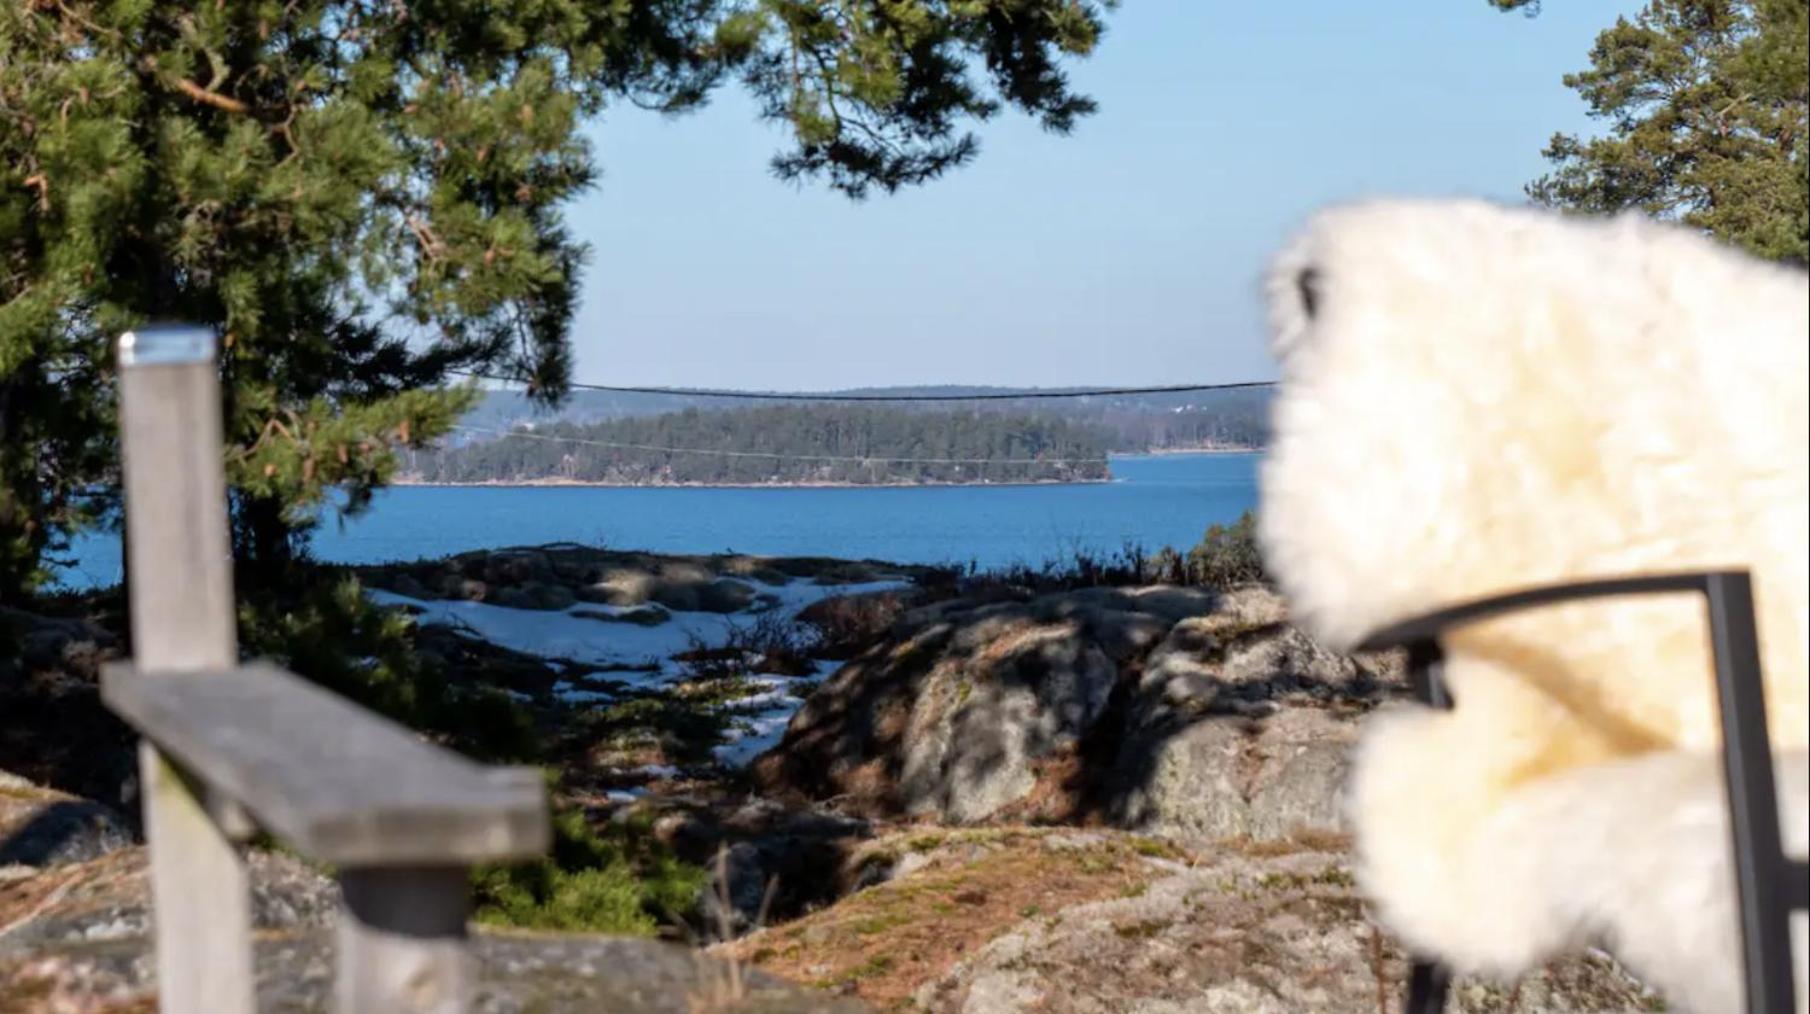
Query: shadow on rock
752 585 1404 843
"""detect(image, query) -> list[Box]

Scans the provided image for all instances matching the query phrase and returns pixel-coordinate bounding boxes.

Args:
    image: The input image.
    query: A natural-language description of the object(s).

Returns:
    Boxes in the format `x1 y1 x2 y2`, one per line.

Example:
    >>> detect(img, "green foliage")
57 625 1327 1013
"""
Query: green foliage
461 386 1272 454
950 543 1137 594
0 351 112 592
1522 0 1808 262
582 691 733 767
473 808 706 934
743 0 1118 196
800 592 911 658
1092 392 1271 452
405 404 1115 485
0 0 1117 596
961 510 1267 594
1184 510 1266 589
236 570 538 762
679 610 822 678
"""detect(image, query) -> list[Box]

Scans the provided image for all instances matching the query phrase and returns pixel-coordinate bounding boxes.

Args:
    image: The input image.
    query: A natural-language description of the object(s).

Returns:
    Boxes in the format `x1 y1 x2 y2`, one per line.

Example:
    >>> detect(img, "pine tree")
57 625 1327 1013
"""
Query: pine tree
1509 0 1808 262
0 1 1116 594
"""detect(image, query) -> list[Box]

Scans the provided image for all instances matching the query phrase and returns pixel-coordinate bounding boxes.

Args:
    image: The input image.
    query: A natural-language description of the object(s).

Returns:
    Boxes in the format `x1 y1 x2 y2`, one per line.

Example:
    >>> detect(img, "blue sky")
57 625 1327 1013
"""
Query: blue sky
565 0 1640 391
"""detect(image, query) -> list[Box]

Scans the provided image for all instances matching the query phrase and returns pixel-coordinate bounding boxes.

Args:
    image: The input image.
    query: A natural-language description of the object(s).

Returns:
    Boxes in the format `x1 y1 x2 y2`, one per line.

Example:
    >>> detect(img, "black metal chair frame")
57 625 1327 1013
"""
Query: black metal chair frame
1356 571 1809 1014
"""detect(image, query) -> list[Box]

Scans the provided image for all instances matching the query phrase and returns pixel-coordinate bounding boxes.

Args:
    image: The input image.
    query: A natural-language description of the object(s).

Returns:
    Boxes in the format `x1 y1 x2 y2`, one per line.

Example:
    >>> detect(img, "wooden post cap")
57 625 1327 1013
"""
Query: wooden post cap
119 324 217 367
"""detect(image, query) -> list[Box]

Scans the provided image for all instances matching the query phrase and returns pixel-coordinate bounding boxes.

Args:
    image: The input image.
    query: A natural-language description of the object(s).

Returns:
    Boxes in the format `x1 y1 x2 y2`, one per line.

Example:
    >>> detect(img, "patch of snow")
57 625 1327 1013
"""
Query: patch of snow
605 788 647 804
551 679 615 704
721 684 789 713
366 579 907 767
714 705 798 768
370 580 900 679
709 668 819 767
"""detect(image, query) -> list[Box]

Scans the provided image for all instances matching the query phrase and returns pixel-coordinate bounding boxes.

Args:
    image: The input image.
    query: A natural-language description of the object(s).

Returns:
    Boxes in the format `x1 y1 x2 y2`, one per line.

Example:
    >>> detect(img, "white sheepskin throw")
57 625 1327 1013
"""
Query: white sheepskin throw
1257 198 1809 1013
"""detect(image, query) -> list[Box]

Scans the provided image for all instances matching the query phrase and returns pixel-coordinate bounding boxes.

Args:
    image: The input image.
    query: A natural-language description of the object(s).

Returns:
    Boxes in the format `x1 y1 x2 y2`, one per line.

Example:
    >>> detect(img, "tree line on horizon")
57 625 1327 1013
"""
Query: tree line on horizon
454 386 1274 457
401 405 1116 486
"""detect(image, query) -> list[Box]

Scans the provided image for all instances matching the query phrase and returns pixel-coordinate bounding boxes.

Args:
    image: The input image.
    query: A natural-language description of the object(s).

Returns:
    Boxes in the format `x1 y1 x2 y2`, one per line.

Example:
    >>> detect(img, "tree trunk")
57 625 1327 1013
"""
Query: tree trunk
232 493 305 594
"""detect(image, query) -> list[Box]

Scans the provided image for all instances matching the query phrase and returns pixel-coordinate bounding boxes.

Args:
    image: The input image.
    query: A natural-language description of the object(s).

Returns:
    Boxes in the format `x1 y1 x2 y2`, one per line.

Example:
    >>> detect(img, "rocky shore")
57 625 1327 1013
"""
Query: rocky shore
1 545 1660 1011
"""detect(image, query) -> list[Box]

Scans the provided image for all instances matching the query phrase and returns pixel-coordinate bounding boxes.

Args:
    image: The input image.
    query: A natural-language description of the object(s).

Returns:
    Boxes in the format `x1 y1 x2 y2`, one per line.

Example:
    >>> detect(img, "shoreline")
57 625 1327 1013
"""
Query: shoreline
1116 446 1262 458
390 448 1264 491
391 476 1114 490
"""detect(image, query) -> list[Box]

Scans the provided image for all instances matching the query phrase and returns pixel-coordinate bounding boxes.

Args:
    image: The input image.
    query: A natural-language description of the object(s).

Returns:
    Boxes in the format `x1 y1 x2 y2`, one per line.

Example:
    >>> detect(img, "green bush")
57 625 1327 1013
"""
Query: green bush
1185 510 1266 589
237 570 704 935
473 860 660 934
473 809 706 935
236 569 537 762
956 512 1269 594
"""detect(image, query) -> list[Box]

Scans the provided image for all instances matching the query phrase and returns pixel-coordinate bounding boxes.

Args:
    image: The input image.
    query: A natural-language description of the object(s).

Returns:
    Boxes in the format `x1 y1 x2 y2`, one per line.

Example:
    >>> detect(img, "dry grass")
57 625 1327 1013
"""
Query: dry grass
683 844 782 1012
715 828 1183 1009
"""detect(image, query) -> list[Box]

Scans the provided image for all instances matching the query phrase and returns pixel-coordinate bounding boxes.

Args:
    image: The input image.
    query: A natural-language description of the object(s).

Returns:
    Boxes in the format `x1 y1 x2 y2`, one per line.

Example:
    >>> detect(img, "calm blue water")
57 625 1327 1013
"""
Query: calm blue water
55 452 1259 589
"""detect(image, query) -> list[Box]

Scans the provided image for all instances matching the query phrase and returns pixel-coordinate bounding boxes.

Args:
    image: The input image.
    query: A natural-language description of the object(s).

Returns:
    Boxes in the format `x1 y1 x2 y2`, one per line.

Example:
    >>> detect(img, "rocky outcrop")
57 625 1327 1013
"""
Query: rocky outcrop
716 827 1185 1007
0 846 336 956
0 608 135 813
752 587 1195 822
0 626 135 814
361 544 919 617
0 772 133 869
753 586 1399 839
3 559 1670 1012
629 795 876 938
1094 588 1390 840
0 846 865 1012
1 930 869 1013
717 827 1655 1013
1 607 118 685
914 837 1659 1014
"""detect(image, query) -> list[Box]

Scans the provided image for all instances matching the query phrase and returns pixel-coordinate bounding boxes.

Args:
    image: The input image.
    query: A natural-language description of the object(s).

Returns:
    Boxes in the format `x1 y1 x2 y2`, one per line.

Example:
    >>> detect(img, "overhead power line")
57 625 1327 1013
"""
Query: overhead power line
450 424 1111 467
450 371 1276 403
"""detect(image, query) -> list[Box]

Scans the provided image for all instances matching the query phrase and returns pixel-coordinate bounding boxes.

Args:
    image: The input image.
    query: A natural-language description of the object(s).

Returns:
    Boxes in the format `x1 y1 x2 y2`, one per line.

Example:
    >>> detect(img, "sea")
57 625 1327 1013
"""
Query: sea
53 452 1261 590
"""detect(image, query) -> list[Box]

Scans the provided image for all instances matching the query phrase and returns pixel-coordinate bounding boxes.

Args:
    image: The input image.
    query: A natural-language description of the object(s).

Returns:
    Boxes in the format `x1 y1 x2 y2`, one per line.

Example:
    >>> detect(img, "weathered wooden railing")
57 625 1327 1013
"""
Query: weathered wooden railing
101 324 550 1013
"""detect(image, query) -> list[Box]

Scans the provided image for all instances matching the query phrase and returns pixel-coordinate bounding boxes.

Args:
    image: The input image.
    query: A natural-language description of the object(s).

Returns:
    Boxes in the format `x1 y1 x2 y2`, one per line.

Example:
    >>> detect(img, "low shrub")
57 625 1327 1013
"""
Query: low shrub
678 611 821 680
1183 511 1266 588
953 511 1267 594
237 570 538 762
473 808 706 935
798 592 911 659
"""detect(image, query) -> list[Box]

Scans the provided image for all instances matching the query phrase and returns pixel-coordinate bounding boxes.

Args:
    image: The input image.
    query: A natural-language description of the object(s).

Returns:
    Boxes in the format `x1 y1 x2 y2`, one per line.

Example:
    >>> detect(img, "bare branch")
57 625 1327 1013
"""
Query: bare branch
172 77 252 116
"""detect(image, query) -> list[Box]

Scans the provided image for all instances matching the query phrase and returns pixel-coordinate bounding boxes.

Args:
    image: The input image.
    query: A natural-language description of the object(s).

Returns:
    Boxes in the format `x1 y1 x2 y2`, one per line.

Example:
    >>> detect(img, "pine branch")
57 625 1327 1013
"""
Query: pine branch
172 77 252 116
406 216 446 262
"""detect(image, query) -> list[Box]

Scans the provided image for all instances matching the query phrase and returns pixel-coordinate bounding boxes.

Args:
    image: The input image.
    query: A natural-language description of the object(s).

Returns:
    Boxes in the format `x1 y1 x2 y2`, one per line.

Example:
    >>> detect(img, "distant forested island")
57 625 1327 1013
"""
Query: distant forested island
452 384 1272 454
398 405 1117 486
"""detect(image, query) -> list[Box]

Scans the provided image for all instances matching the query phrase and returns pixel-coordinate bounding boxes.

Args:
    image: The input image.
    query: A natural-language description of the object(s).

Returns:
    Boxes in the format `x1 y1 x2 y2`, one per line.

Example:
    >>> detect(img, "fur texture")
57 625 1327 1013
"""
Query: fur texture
1257 199 1809 1013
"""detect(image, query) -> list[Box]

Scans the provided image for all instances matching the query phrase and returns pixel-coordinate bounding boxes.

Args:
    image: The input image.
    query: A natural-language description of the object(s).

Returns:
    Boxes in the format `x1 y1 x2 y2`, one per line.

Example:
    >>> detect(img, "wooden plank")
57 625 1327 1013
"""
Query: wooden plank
102 661 550 865
115 325 255 1014
337 866 473 1013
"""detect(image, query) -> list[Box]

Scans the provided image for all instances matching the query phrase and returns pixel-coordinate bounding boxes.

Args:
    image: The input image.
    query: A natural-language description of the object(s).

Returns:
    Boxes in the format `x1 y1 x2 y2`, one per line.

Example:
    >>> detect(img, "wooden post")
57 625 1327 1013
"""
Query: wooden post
117 324 256 1013
337 866 474 1013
